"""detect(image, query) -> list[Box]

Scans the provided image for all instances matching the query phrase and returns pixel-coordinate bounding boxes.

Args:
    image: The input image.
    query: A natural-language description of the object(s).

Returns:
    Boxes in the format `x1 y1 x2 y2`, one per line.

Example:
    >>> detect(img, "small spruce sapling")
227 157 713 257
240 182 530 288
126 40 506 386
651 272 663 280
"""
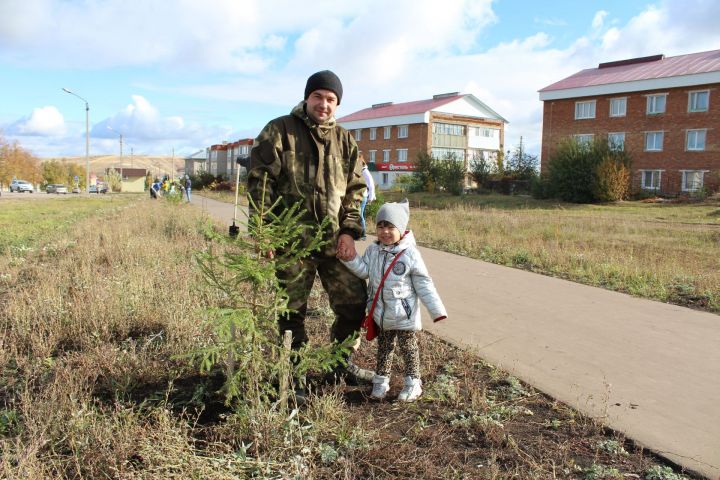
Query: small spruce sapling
189 175 356 410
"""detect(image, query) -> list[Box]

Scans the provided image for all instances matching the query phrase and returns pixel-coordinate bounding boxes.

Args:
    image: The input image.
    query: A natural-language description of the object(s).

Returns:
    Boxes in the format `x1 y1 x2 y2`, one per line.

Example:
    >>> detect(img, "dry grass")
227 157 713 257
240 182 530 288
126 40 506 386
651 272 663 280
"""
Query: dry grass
0 197 700 479
380 192 720 312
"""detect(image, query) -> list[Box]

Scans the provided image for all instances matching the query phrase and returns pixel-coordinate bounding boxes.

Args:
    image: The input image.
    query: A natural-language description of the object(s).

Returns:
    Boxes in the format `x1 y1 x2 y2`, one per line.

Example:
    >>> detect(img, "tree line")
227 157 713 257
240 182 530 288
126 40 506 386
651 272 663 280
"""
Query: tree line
0 134 89 190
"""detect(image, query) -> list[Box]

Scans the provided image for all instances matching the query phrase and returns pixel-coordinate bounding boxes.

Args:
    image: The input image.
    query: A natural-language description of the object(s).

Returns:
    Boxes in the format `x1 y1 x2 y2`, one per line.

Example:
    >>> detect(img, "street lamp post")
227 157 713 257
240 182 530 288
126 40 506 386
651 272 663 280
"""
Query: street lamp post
107 126 123 162
107 126 124 186
62 88 90 193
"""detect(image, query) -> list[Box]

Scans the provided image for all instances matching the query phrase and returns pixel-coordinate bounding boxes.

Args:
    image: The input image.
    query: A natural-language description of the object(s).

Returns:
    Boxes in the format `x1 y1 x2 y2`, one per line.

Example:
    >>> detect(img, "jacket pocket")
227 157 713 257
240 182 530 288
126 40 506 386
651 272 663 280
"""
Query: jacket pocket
282 150 311 199
326 154 347 195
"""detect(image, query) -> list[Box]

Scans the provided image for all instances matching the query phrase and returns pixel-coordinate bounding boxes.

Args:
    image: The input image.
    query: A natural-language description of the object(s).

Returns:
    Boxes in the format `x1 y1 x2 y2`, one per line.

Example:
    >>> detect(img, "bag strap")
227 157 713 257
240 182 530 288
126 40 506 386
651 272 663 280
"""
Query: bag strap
366 249 406 321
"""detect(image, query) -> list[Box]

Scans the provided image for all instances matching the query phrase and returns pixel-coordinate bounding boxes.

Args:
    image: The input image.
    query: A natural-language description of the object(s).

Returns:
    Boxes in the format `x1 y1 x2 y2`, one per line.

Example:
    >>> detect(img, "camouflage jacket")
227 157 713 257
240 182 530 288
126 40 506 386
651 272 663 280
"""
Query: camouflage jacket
247 102 366 257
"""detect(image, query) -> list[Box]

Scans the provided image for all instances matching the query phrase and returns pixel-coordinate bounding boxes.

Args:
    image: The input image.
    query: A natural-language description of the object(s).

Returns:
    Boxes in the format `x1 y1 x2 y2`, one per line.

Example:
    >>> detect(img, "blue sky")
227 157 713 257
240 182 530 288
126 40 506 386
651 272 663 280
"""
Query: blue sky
1 0 719 159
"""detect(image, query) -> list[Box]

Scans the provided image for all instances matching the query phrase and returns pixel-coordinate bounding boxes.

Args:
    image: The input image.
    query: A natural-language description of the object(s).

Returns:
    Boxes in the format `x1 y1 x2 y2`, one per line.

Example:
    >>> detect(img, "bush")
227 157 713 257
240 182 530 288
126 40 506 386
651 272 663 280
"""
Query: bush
546 138 631 203
530 176 553 199
470 155 496 188
190 171 217 190
410 150 437 192
365 192 385 221
436 155 466 195
594 157 631 202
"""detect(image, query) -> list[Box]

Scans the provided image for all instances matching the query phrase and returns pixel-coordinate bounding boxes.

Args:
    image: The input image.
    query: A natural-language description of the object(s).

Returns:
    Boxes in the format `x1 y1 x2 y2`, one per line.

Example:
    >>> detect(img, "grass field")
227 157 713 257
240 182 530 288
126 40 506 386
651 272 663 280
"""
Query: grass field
0 197 698 478
0 195 140 254
380 192 720 313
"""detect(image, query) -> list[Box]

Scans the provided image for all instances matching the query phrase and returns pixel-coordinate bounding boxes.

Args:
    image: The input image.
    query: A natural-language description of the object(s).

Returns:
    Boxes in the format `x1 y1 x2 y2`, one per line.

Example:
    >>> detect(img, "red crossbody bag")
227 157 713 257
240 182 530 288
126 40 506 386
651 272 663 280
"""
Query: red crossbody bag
362 249 406 341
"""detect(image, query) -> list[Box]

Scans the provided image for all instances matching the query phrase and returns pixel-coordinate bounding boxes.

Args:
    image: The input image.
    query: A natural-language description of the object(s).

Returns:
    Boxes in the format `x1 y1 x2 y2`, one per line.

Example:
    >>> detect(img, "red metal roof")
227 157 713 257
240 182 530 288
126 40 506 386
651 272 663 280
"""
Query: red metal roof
540 49 720 92
337 94 463 122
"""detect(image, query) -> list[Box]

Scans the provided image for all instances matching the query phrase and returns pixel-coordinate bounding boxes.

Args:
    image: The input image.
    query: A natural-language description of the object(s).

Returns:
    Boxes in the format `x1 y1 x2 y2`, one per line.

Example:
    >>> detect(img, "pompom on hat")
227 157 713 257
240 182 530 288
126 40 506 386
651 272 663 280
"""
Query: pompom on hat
304 70 343 105
375 199 410 234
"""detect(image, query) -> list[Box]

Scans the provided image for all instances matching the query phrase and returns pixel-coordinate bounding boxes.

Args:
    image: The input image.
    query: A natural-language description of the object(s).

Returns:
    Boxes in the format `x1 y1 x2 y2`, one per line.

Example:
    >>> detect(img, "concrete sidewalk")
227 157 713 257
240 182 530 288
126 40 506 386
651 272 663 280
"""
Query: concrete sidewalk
194 196 720 479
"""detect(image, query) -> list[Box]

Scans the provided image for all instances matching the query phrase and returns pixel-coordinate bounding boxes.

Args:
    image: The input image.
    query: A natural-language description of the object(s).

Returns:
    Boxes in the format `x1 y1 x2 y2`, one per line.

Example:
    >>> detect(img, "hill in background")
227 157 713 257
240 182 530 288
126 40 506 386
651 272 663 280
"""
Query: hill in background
42 155 185 178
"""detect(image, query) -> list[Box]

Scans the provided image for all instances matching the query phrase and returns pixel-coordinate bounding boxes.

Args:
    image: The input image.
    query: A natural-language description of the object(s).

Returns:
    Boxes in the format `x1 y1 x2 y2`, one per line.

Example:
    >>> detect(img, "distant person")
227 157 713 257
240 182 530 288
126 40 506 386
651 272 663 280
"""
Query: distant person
184 175 192 203
359 158 376 239
150 179 160 199
247 69 371 397
341 200 447 402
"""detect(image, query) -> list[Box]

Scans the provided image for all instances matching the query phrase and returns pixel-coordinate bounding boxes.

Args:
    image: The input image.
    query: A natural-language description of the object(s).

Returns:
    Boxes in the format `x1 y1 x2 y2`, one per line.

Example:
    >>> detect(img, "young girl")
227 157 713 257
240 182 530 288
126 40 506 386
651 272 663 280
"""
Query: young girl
341 200 447 401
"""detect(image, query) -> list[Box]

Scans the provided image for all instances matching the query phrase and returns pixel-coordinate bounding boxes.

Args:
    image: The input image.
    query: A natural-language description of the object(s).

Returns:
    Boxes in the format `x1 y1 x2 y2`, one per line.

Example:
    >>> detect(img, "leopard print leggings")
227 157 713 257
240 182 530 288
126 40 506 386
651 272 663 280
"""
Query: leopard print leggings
376 330 421 379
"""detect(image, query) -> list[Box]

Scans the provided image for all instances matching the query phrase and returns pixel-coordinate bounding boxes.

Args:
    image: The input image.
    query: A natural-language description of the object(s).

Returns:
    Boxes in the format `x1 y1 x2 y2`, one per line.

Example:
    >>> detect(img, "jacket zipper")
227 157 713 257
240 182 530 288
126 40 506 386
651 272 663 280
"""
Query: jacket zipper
379 251 388 333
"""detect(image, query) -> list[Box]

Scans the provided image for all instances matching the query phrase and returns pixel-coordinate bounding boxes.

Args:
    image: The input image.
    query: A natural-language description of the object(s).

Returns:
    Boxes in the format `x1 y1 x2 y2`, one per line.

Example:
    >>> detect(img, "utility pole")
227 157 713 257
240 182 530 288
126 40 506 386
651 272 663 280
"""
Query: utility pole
172 148 175 181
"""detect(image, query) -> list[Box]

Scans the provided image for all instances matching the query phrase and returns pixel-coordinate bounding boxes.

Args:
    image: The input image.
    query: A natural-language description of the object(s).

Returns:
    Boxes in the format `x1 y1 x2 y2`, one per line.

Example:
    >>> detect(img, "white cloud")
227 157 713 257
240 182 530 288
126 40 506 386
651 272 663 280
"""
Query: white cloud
90 95 234 155
3 0 720 159
9 106 66 136
591 11 608 31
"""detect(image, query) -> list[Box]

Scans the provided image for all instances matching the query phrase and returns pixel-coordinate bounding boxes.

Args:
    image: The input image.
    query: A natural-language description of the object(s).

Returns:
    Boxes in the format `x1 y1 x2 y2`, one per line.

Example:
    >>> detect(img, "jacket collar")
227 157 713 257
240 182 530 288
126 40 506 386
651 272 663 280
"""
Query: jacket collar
378 230 416 253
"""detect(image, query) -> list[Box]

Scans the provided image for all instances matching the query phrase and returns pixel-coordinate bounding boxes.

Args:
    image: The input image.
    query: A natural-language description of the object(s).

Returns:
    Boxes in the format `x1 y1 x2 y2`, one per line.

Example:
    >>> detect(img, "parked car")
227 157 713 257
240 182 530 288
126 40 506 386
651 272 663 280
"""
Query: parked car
71 186 81 194
89 184 108 194
10 179 34 193
46 184 69 194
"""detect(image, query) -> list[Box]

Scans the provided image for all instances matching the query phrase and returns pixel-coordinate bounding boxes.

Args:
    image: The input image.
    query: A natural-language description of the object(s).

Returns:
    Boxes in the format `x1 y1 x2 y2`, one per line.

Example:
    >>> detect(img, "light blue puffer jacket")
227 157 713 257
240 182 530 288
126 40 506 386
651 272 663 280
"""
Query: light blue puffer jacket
342 231 447 331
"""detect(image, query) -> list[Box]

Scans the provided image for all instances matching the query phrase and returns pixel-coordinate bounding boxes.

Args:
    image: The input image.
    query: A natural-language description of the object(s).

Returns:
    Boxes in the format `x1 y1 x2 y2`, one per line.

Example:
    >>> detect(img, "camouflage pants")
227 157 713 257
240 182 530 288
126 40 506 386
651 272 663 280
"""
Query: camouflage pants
376 330 421 379
277 255 367 350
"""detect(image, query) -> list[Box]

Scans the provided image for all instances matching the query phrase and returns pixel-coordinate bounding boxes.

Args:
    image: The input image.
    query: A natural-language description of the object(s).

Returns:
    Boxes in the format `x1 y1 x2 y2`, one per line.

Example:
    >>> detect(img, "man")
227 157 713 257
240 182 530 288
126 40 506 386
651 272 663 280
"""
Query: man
247 70 371 387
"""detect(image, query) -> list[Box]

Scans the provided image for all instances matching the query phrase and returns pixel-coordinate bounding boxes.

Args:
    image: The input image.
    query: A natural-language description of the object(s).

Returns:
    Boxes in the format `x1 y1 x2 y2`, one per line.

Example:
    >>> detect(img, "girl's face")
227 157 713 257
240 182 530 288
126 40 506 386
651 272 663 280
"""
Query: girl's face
376 221 402 245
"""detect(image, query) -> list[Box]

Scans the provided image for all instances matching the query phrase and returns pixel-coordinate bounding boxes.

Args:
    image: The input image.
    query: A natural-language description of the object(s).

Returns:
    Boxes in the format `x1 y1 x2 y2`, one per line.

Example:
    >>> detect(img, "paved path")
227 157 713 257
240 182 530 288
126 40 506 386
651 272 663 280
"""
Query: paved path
193 196 720 479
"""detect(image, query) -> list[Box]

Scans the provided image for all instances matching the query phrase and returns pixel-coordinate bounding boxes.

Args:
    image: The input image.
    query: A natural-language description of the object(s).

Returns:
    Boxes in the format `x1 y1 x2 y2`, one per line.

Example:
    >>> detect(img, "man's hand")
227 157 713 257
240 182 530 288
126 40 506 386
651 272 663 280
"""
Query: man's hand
336 233 357 261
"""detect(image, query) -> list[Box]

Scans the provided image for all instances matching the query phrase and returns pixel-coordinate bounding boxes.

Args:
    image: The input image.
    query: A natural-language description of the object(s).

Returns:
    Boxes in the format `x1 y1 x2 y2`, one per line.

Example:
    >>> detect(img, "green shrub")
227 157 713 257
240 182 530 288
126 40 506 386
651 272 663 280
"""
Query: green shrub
436 154 466 195
365 192 385 221
546 138 631 203
530 175 553 199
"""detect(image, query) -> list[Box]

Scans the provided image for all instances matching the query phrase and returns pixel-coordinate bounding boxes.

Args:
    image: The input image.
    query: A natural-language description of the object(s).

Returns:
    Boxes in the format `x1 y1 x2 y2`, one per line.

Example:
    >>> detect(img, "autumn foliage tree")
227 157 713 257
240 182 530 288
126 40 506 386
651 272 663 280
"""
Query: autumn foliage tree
0 134 42 189
40 159 87 189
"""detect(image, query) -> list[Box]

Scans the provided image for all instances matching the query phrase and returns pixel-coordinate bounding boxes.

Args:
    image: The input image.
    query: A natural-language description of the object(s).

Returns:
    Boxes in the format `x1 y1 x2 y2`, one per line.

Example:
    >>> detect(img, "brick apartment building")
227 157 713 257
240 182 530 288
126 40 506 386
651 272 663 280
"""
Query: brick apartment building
205 138 254 178
539 49 720 195
338 93 507 189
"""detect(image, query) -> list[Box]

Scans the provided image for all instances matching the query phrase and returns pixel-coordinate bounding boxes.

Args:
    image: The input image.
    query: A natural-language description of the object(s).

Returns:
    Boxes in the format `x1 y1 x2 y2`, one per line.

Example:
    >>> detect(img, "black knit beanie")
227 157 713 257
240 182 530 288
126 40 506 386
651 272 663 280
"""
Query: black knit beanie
304 70 343 105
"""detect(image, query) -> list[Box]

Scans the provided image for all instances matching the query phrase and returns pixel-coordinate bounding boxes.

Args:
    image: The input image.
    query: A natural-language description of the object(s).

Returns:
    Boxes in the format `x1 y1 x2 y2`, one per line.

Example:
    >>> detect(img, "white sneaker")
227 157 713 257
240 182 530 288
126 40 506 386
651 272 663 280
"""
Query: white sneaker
397 376 422 402
371 375 390 400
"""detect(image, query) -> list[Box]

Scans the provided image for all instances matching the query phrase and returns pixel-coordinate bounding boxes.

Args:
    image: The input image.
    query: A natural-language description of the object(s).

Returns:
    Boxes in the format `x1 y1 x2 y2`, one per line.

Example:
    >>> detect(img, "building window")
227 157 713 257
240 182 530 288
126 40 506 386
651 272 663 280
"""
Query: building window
354 129 362 141
686 129 707 151
608 132 625 151
574 100 596 119
641 170 661 190
432 147 465 160
645 131 664 151
646 94 667 115
382 173 389 185
397 149 408 162
382 149 390 162
368 150 376 163
574 134 594 146
688 90 709 112
682 170 704 192
432 123 465 135
398 125 408 138
383 126 391 139
369 128 377 140
609 97 627 117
